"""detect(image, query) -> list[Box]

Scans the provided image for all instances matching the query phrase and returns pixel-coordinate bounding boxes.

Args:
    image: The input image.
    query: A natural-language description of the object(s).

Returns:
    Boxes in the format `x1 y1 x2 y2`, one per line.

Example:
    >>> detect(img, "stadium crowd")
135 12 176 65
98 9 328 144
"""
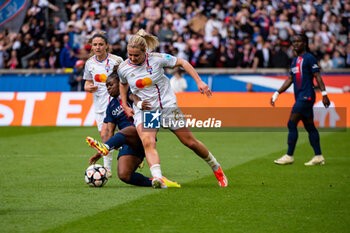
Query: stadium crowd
1 0 350 70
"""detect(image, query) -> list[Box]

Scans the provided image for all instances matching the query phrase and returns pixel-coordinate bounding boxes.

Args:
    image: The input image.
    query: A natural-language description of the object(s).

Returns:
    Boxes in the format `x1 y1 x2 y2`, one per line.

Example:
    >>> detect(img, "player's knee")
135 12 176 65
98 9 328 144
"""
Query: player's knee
288 120 297 131
304 123 317 132
141 136 156 149
118 170 131 183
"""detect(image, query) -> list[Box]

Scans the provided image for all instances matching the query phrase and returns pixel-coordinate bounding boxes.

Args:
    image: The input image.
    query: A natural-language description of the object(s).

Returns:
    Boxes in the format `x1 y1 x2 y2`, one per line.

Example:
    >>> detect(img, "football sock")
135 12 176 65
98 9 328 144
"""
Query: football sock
204 152 220 171
150 164 162 178
105 132 126 150
287 120 298 156
103 151 113 169
304 123 322 155
125 172 152 187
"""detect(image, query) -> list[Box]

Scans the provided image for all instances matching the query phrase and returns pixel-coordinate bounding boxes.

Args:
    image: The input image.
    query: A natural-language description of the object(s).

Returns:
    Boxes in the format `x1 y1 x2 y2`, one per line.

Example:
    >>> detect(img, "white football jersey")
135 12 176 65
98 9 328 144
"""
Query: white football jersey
84 53 123 113
118 53 177 110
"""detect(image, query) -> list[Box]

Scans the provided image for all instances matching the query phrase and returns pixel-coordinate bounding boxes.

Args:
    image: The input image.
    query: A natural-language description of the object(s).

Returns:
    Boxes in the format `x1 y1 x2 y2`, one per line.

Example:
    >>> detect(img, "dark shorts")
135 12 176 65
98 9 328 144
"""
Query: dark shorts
118 144 145 160
291 101 314 119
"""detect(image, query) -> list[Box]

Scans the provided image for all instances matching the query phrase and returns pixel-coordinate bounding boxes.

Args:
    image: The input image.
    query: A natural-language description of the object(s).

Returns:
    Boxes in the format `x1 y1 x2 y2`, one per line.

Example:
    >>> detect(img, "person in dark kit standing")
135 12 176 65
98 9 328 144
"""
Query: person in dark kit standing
271 34 330 166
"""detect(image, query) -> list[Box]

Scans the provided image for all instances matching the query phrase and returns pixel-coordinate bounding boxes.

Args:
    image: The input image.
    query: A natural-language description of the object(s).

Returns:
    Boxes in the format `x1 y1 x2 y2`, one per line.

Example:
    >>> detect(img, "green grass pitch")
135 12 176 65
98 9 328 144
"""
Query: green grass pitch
0 127 349 233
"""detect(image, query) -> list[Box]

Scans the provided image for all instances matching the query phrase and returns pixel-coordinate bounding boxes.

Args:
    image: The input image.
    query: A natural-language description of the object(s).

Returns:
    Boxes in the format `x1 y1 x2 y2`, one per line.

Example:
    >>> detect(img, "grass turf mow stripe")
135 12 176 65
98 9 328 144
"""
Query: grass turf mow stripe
0 127 348 233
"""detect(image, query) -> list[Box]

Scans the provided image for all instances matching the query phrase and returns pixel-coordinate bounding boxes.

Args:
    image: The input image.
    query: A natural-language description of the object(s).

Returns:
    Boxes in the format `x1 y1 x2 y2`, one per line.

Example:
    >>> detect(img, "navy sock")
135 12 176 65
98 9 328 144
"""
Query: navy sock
125 172 152 187
105 132 126 150
287 120 298 155
304 123 322 155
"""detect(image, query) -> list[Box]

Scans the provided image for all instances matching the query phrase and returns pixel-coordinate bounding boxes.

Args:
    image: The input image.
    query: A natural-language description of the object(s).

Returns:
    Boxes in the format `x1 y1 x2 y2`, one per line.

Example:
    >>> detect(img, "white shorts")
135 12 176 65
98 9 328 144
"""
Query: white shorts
95 111 106 131
134 104 185 131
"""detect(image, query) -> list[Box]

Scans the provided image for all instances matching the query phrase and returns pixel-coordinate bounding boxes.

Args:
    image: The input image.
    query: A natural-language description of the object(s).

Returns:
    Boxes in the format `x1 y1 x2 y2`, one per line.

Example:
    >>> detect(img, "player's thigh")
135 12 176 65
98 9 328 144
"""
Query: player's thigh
95 112 106 132
119 126 142 148
118 155 142 176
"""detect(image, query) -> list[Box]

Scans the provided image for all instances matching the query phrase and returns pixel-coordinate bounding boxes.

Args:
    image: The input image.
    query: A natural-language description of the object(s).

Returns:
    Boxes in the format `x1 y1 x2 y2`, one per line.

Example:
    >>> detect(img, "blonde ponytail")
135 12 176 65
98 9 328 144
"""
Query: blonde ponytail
128 29 159 52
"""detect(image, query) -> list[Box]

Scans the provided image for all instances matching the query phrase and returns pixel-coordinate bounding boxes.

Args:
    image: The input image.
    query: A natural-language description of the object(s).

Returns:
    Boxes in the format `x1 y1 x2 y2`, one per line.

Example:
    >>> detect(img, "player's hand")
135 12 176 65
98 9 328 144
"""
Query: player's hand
270 91 279 107
197 81 212 97
270 97 275 107
123 105 135 117
323 95 330 108
136 100 152 110
86 83 98 93
89 152 101 165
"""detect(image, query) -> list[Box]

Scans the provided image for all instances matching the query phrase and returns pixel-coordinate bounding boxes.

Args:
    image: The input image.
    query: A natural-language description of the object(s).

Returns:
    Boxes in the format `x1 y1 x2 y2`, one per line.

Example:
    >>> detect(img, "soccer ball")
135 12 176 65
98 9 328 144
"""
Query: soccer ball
85 164 108 187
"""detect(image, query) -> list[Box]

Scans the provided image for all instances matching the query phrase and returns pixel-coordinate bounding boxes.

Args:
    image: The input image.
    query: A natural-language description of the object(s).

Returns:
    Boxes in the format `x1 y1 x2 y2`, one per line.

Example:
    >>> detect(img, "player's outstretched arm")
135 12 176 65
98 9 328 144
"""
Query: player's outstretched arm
314 72 330 108
271 74 293 106
175 58 212 97
120 82 134 117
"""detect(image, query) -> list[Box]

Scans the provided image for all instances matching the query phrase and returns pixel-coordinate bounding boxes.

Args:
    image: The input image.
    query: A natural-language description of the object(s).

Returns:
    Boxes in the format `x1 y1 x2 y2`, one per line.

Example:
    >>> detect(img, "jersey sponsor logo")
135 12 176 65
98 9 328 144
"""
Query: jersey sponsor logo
111 105 123 116
312 64 319 69
143 110 161 129
94 74 107 83
291 67 299 74
136 77 152 89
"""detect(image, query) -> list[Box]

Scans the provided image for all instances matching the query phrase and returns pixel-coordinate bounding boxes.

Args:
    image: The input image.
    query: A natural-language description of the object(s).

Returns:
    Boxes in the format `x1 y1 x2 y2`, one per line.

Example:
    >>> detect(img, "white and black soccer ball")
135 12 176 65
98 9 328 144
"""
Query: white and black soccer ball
85 164 108 187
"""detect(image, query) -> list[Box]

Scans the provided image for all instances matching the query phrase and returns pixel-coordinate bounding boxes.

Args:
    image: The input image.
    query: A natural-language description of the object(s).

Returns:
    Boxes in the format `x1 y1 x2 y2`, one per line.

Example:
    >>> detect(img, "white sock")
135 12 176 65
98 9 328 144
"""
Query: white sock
150 164 162 178
103 151 113 170
204 152 220 171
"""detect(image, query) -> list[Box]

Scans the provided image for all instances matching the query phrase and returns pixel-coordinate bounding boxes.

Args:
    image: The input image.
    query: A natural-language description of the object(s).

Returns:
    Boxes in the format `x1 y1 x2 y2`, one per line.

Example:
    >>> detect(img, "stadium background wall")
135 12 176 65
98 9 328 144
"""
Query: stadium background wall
0 92 349 127
0 72 349 92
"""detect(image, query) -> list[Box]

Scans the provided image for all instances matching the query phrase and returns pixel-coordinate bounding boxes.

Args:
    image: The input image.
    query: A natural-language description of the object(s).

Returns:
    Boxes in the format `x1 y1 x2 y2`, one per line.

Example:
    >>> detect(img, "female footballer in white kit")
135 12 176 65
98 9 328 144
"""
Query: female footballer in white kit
118 29 228 188
83 32 123 177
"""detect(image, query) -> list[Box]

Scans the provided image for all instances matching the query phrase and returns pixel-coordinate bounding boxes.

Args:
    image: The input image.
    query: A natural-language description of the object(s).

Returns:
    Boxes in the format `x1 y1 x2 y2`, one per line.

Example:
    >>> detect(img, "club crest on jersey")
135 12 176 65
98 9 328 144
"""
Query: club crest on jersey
105 64 111 72
146 65 153 75
291 67 299 74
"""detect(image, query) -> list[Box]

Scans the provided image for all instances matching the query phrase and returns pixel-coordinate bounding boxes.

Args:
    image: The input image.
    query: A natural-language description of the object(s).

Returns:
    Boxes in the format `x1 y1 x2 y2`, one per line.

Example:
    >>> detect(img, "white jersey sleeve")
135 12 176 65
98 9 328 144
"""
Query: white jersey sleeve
117 61 128 84
158 53 177 68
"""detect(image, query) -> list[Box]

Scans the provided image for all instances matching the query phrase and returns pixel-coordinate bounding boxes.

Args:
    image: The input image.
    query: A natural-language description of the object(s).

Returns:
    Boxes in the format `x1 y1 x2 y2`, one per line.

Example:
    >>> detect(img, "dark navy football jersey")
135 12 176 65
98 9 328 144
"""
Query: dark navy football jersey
290 52 320 102
104 96 134 130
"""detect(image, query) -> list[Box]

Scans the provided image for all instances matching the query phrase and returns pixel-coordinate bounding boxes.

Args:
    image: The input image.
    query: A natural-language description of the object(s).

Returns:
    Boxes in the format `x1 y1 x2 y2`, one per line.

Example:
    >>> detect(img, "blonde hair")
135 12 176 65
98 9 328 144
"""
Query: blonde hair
128 29 159 52
88 31 111 56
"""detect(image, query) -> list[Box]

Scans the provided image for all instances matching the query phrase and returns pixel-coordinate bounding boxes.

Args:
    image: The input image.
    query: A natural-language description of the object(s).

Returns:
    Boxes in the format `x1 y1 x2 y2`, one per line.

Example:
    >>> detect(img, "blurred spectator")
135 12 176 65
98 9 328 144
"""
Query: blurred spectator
320 53 333 70
53 16 67 37
346 44 350 67
253 40 272 70
239 43 256 68
7 50 19 69
188 9 207 36
170 69 187 93
332 51 346 68
246 82 254 92
144 0 161 25
69 60 85 91
0 0 346 71
220 39 240 68
197 41 218 67
37 57 49 69
271 39 290 68
59 34 78 68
